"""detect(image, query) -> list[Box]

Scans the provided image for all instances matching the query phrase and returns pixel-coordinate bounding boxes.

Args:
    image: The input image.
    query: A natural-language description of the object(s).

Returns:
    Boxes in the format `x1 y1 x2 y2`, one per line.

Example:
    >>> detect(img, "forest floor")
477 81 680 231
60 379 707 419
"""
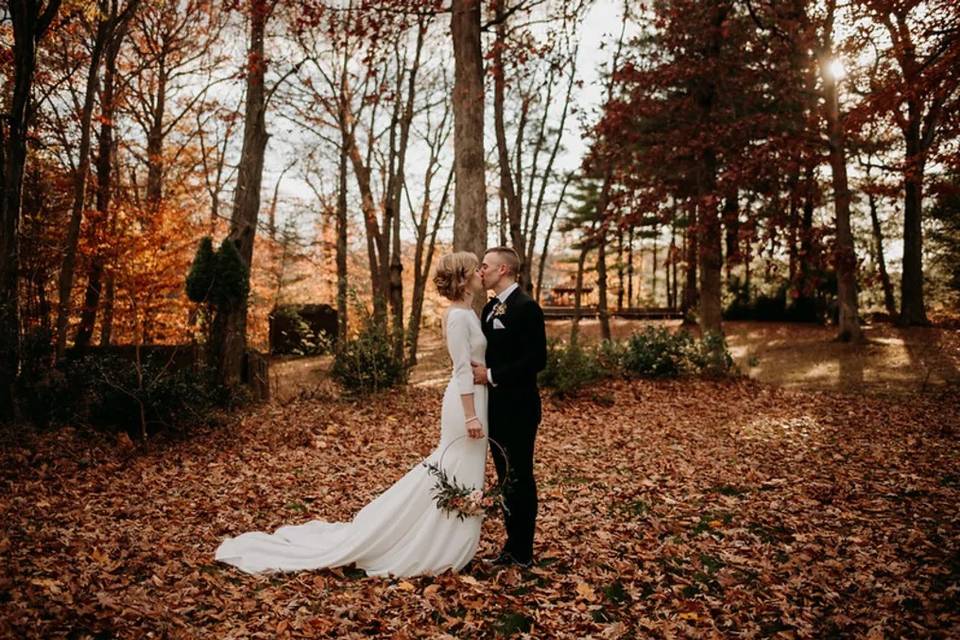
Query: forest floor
1 379 958 638
2 322 959 638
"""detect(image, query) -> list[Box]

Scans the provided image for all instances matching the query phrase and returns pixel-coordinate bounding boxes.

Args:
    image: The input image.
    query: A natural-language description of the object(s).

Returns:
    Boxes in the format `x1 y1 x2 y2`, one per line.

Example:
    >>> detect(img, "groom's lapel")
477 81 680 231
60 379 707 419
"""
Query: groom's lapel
503 286 524 316
482 296 497 329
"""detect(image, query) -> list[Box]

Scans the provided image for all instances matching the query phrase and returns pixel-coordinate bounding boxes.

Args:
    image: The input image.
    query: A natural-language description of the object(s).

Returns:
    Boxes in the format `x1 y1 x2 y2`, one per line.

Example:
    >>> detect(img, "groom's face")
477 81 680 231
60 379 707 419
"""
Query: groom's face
479 253 503 290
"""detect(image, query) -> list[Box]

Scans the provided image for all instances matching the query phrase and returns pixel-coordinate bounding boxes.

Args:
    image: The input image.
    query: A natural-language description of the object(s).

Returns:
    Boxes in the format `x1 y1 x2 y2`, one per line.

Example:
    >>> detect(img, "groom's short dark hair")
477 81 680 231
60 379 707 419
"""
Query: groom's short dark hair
485 246 520 276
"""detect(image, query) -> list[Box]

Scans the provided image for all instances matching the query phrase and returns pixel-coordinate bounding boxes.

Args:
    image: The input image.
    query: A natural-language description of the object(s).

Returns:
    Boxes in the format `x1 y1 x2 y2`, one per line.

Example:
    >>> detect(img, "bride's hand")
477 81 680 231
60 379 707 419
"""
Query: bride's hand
465 416 483 439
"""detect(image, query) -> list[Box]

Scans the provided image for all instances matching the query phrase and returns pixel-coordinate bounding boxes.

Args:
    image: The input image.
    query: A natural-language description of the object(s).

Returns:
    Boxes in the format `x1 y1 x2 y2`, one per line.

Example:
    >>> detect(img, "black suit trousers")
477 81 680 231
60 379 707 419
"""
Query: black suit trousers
489 386 540 563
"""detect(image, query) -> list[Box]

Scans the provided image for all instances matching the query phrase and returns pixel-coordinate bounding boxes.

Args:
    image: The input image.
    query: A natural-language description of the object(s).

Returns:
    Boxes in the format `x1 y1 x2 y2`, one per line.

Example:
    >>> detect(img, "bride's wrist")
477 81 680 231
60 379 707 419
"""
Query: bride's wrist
465 416 480 424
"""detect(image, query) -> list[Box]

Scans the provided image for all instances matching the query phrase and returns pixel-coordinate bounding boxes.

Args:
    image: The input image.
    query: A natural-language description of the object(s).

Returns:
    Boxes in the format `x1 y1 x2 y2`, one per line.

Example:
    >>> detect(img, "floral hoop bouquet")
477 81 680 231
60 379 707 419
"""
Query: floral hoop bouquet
424 436 512 521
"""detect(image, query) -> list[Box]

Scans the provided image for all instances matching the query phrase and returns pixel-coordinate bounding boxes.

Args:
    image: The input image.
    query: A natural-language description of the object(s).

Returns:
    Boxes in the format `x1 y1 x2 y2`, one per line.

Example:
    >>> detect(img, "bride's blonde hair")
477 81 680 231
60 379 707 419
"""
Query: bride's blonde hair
433 251 479 301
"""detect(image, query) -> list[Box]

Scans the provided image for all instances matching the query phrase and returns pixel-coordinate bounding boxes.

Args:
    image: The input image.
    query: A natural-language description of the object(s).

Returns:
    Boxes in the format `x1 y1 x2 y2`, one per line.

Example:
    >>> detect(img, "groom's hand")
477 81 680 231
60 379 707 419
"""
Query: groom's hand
471 361 488 385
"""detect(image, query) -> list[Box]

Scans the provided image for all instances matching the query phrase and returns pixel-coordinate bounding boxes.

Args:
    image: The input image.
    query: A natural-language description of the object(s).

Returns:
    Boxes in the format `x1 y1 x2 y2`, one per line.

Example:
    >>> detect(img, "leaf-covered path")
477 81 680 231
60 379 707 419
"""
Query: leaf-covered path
2 379 959 638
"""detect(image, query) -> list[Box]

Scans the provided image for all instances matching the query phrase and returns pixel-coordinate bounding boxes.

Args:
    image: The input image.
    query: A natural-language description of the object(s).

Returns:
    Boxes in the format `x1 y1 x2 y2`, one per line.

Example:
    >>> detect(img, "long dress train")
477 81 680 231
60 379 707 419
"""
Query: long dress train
214 307 488 577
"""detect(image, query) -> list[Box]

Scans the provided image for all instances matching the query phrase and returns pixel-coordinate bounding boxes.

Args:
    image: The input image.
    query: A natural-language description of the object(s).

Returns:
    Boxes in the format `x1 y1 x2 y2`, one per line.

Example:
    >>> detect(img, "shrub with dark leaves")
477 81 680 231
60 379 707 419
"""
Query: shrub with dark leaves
332 317 407 395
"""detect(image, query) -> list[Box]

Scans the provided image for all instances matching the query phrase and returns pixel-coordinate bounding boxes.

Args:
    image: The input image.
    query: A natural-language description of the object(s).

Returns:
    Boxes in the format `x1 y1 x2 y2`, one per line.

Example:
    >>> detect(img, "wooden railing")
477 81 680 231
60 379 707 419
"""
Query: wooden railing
541 306 683 320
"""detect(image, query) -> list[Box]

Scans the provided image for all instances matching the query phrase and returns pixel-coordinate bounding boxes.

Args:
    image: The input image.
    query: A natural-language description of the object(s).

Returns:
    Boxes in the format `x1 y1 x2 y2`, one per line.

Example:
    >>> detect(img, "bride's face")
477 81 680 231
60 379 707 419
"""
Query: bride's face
467 266 483 294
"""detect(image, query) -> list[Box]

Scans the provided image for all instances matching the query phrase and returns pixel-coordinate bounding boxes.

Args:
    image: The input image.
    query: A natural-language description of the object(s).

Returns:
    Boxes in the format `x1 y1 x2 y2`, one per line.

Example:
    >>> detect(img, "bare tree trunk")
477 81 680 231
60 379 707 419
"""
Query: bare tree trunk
492 0 526 286
100 260 116 345
345 130 385 318
387 20 427 355
698 190 723 335
145 62 166 208
76 8 136 349
722 189 739 289
626 226 634 307
867 184 896 318
819 11 860 342
407 167 453 366
535 172 572 303
525 52 577 293
651 227 658 306
787 165 801 284
664 232 671 309
616 228 624 312
570 241 590 345
682 203 698 324
596 224 611 341
451 0 487 307
217 0 270 385
1 0 63 418
55 6 111 358
336 112 349 342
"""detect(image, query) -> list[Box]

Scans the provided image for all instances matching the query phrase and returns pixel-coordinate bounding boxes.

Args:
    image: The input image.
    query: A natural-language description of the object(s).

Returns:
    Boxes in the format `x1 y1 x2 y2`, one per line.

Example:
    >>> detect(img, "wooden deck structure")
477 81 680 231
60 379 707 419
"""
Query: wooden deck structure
541 306 683 320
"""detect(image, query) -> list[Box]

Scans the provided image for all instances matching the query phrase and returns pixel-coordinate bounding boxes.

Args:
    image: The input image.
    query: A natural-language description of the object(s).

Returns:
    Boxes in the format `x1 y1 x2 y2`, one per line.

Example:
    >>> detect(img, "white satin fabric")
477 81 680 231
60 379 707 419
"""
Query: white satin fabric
214 307 488 577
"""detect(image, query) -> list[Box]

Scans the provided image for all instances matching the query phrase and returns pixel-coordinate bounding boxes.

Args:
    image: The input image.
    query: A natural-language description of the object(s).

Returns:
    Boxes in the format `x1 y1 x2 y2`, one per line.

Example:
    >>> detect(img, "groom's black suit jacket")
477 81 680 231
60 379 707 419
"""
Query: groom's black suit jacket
482 287 547 426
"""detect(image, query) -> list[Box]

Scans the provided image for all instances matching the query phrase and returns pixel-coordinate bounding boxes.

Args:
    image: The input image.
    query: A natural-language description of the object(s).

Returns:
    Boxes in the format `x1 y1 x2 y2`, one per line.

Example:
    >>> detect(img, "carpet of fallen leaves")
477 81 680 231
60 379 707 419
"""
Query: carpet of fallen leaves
2 377 959 639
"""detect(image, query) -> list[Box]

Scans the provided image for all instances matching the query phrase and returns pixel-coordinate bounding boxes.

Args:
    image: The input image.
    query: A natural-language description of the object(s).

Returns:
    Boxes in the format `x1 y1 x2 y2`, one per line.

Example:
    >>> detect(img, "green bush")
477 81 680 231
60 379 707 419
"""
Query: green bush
623 326 693 377
332 317 407 395
539 339 618 397
540 328 736 393
622 326 735 378
685 332 735 376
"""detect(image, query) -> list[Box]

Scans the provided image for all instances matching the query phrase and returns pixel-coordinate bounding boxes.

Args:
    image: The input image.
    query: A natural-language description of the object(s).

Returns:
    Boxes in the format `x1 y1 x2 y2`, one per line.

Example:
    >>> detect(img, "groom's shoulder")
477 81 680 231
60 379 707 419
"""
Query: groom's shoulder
513 289 543 314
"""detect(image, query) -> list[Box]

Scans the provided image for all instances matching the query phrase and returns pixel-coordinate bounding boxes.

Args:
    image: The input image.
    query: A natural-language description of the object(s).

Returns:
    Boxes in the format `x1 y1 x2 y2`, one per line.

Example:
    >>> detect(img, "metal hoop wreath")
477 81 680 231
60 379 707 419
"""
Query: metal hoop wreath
437 434 511 491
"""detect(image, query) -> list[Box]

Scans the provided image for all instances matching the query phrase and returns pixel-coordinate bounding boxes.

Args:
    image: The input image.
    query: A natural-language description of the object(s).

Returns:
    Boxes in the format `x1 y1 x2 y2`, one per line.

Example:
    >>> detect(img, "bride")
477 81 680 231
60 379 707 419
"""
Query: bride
215 251 489 577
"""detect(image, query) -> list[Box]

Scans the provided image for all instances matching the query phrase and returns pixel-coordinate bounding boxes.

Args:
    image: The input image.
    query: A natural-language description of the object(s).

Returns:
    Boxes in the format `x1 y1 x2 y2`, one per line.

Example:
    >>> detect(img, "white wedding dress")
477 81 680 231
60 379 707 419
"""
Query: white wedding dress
215 307 488 577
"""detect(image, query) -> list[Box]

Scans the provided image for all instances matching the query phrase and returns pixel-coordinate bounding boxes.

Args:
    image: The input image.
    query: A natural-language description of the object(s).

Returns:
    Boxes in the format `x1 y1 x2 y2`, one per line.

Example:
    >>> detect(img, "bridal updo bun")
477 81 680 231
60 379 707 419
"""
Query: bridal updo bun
433 251 479 301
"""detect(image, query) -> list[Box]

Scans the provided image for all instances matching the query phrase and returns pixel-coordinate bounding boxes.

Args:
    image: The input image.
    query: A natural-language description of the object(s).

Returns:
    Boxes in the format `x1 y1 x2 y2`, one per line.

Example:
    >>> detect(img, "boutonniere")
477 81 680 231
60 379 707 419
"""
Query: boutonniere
492 302 507 318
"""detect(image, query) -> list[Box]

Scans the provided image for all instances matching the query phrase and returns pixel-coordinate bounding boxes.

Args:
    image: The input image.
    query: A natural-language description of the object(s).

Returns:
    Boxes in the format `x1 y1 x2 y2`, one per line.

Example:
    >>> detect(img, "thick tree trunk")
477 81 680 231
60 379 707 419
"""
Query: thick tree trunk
698 193 723 335
217 1 269 385
1 0 62 418
451 0 486 301
821 51 861 342
693 5 727 337
596 226 611 341
900 115 927 325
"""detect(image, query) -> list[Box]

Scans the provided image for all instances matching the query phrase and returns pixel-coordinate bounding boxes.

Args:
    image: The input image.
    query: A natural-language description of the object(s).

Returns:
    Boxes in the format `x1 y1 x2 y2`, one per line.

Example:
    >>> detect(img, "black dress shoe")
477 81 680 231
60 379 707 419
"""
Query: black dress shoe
487 551 515 566
488 551 532 568
510 555 533 569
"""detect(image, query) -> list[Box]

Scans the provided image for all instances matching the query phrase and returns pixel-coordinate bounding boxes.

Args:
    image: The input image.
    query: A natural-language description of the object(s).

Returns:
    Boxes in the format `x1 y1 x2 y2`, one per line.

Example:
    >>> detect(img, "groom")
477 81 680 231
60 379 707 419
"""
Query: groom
472 246 547 568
